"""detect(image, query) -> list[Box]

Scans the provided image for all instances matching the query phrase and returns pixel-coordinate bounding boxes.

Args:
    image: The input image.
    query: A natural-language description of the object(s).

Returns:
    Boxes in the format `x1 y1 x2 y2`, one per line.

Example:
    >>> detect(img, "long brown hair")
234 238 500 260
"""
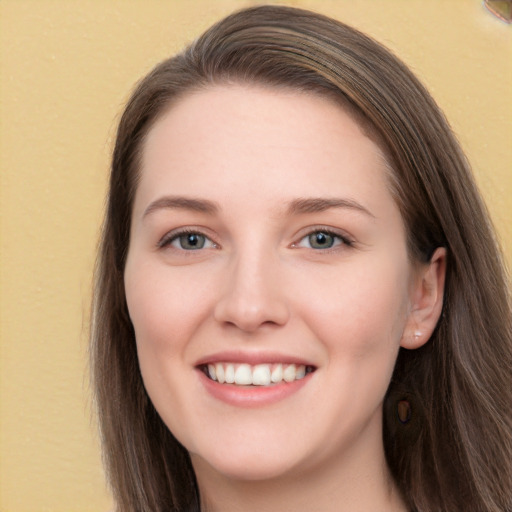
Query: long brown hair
90 6 512 511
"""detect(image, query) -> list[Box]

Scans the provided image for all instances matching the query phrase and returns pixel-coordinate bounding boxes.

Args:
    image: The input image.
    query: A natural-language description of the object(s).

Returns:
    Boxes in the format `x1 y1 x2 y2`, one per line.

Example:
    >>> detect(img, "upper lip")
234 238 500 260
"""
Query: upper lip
194 350 316 368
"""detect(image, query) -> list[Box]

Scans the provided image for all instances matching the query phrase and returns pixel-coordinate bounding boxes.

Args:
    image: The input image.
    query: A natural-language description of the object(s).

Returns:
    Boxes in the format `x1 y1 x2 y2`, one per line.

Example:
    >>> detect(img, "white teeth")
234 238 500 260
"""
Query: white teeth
215 363 225 384
234 364 253 385
225 364 235 384
204 362 310 386
252 364 271 386
283 364 296 382
271 364 283 383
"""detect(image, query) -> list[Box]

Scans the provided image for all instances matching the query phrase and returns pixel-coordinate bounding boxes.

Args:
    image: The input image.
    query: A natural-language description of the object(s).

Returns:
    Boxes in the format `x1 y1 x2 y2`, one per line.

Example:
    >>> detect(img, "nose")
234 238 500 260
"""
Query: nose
213 249 290 332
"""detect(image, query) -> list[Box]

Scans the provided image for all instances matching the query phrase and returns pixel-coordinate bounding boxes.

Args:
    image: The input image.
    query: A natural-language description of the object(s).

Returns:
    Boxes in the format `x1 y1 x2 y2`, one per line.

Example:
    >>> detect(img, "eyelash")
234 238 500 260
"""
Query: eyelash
158 228 218 251
157 227 354 252
293 228 354 251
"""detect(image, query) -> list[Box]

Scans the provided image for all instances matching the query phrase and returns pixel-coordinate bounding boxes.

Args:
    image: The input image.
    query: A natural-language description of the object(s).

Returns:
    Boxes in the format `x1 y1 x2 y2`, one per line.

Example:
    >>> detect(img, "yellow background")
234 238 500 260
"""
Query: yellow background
1 1 510 510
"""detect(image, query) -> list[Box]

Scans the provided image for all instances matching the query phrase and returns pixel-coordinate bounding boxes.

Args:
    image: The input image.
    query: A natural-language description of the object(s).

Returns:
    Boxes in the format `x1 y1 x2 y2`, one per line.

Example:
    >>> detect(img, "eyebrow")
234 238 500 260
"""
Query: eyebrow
143 196 219 218
286 197 375 218
142 195 374 219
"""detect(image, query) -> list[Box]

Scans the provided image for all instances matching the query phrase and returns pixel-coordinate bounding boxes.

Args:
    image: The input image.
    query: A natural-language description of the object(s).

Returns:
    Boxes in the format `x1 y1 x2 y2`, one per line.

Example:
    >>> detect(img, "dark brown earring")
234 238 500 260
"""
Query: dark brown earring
397 399 412 424
383 385 423 442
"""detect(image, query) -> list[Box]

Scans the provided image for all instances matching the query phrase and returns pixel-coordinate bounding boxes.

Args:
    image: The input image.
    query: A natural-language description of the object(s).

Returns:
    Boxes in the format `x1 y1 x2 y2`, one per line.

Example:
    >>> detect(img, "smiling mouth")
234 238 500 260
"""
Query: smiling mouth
199 362 316 386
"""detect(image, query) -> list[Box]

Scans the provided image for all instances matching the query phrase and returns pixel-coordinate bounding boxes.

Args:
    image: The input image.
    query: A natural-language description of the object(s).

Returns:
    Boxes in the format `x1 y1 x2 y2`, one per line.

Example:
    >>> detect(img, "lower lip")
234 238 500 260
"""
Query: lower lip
197 370 312 408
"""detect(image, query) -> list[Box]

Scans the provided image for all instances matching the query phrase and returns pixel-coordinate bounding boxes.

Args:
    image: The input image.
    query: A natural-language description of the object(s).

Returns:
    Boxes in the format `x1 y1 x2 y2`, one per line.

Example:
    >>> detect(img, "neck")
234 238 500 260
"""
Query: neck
192 418 407 512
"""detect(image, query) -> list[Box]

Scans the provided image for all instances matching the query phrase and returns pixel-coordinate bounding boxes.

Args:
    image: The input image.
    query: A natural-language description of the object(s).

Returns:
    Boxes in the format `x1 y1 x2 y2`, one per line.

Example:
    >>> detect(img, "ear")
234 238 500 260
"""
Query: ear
401 247 447 349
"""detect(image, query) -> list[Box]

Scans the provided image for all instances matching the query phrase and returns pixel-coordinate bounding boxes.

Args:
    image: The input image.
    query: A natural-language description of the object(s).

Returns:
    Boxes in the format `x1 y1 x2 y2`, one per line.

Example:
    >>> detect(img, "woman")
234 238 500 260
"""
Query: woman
90 5 512 511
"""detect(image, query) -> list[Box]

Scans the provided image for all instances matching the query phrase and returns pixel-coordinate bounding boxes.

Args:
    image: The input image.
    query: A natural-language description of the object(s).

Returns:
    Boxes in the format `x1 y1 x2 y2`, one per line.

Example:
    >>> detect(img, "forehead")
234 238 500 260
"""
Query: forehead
136 84 393 217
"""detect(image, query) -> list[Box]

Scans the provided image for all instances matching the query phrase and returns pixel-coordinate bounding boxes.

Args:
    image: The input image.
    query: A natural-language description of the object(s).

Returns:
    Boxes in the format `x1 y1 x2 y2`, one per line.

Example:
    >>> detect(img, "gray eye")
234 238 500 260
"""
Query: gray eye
308 232 335 249
176 233 206 250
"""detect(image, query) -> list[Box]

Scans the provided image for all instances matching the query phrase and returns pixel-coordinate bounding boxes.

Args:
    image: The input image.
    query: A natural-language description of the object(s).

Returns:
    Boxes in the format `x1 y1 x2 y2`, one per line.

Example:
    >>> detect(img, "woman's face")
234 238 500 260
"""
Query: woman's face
124 85 420 482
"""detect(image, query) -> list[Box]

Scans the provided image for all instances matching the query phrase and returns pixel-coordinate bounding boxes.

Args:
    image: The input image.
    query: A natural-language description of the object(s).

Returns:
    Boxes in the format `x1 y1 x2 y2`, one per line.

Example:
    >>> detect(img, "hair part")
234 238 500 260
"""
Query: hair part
90 5 512 511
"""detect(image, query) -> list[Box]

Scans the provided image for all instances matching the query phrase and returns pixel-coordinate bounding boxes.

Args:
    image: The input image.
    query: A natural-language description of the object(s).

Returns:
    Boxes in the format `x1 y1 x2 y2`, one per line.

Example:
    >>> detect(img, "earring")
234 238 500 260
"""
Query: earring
414 330 422 341
397 399 412 424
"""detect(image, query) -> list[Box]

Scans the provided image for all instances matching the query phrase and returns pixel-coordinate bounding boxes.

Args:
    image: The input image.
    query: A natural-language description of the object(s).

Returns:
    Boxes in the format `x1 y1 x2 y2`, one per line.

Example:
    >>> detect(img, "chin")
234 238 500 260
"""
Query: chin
190 444 304 482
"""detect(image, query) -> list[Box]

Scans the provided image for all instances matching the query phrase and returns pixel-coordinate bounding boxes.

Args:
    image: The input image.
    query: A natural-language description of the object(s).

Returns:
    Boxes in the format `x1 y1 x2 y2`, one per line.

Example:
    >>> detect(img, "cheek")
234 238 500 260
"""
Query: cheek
124 277 178 398
124 261 213 420
125 262 213 353
296 254 410 360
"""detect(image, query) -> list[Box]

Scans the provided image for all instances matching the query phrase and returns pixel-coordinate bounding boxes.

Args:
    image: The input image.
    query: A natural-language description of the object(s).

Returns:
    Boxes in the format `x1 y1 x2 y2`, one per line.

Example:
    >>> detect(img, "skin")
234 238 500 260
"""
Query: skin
124 85 446 511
